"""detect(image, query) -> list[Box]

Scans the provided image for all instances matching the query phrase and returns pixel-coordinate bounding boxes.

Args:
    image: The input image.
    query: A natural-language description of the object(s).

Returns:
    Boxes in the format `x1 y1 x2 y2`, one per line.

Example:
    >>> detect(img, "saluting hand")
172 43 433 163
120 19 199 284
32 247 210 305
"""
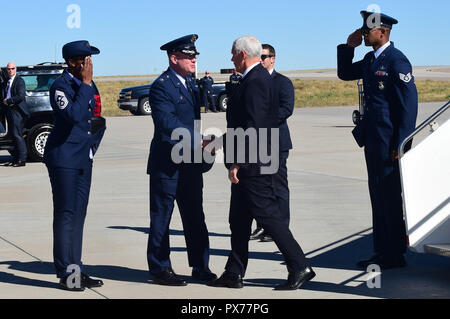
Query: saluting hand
81 56 93 85
347 29 363 48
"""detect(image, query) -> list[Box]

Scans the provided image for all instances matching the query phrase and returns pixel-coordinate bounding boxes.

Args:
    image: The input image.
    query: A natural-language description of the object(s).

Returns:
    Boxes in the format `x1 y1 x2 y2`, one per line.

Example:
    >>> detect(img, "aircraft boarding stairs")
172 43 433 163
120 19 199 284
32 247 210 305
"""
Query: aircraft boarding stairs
399 101 450 257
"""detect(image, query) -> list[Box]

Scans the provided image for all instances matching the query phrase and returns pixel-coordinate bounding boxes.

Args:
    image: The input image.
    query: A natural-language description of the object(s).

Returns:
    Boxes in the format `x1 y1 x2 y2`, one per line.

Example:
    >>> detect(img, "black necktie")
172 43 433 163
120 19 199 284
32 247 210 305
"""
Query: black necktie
186 79 195 100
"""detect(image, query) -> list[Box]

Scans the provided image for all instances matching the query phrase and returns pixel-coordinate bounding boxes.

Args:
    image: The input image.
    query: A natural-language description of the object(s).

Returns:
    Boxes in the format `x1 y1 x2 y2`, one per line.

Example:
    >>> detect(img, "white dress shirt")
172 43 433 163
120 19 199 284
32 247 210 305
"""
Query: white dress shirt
169 67 187 88
374 41 391 59
241 62 260 79
6 74 16 100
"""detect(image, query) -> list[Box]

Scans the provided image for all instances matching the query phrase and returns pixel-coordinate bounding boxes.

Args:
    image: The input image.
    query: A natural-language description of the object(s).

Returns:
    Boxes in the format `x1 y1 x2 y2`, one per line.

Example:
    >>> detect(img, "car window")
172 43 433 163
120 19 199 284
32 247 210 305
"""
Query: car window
22 74 59 92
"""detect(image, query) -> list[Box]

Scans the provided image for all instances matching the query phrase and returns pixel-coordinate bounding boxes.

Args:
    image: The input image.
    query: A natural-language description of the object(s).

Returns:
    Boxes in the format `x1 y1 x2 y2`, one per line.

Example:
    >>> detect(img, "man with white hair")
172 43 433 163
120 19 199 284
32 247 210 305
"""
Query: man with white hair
210 36 315 290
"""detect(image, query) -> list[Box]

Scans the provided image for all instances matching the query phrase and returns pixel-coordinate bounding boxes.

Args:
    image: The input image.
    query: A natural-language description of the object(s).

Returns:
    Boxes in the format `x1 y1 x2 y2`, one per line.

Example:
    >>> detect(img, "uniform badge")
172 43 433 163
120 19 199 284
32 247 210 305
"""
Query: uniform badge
378 82 385 90
399 72 412 83
55 90 69 110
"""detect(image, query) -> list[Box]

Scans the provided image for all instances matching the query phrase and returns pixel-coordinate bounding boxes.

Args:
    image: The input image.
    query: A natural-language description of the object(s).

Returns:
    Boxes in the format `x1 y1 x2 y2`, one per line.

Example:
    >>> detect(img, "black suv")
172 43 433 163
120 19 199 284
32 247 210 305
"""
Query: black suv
0 62 103 162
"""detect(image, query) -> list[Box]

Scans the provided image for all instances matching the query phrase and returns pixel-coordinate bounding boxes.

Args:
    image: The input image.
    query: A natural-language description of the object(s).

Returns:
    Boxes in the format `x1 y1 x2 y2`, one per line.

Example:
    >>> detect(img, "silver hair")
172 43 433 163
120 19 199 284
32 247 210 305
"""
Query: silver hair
232 36 262 59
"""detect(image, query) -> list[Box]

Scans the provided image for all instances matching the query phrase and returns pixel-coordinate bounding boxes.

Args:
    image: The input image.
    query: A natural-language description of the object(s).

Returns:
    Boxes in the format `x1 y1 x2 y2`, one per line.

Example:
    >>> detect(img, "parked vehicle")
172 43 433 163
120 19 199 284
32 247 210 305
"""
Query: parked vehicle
0 62 103 162
117 79 228 116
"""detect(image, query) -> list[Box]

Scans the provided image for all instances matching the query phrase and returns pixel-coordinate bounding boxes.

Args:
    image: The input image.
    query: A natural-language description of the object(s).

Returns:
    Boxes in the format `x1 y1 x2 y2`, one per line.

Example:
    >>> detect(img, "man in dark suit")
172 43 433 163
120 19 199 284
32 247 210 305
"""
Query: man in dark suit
146 34 217 287
210 35 315 290
337 11 418 269
250 44 295 242
1 62 29 167
44 41 106 291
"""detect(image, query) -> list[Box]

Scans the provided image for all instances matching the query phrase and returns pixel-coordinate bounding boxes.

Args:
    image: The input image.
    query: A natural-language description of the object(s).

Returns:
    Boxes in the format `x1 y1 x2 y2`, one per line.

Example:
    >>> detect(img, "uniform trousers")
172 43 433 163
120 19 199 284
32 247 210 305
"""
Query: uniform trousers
147 165 210 275
364 149 407 258
225 174 308 277
47 163 92 278
202 93 217 112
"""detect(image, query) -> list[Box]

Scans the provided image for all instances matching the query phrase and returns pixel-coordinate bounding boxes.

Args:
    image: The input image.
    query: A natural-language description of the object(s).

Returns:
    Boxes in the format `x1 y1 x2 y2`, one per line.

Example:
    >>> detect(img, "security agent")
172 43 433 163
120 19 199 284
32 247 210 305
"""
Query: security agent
250 44 295 242
199 70 218 112
337 11 418 269
1 62 29 167
146 34 217 286
228 69 242 97
44 40 106 291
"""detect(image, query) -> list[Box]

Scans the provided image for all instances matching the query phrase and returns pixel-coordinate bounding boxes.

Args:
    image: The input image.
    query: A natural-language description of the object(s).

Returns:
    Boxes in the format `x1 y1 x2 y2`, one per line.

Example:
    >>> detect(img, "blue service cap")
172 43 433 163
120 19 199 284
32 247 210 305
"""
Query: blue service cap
62 40 100 60
360 11 398 31
160 34 200 55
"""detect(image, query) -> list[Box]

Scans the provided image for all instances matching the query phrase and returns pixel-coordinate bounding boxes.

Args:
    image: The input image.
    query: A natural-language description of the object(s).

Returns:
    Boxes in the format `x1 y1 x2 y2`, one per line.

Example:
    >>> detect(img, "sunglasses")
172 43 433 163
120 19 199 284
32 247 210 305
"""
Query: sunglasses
261 54 274 60
6 68 16 70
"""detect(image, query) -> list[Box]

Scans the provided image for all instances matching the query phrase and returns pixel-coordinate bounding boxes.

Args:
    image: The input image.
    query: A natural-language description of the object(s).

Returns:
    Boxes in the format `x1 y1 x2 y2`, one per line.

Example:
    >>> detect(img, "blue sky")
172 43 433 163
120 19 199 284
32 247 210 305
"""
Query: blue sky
1 0 449 76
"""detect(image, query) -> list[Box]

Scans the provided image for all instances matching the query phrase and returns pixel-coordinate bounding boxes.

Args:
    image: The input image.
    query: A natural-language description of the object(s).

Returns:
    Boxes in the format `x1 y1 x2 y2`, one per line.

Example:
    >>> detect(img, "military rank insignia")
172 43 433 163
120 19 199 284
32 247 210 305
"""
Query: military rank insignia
399 72 412 83
55 90 69 110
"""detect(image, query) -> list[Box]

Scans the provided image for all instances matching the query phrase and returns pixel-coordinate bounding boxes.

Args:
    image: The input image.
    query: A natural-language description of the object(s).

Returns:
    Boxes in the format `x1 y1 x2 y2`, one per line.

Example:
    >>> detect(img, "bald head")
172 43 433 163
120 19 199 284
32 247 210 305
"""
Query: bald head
6 62 17 78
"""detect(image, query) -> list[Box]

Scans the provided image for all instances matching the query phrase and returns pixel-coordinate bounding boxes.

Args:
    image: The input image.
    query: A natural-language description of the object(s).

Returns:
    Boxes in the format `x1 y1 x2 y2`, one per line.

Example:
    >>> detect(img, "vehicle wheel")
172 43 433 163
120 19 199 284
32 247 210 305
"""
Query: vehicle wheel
218 94 228 112
138 97 151 115
130 109 140 116
352 110 361 125
27 124 53 162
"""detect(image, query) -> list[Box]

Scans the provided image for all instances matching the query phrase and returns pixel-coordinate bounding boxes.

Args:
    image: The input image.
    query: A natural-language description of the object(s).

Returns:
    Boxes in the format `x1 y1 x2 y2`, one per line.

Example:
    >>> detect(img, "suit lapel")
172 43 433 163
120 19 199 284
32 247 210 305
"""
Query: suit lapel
166 69 194 105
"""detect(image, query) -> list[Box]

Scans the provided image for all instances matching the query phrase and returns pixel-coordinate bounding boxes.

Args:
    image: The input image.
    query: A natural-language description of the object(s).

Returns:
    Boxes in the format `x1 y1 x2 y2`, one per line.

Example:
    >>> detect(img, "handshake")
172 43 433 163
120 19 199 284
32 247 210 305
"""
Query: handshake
201 134 223 154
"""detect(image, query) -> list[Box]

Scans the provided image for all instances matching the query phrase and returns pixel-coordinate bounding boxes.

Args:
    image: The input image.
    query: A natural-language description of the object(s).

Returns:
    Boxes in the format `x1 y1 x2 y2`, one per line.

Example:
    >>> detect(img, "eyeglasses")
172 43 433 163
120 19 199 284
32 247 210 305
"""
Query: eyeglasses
6 68 16 70
261 54 274 60
176 53 197 60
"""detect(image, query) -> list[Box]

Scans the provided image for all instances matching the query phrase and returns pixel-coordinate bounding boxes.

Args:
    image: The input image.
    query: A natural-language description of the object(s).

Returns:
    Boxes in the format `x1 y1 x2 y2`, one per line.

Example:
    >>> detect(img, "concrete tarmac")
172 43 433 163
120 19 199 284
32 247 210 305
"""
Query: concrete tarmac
1 102 449 299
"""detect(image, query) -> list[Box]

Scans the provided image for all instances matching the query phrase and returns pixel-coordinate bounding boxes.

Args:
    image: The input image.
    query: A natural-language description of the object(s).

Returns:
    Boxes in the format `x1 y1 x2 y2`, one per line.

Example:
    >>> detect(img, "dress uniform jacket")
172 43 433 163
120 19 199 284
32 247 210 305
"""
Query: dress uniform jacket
146 68 211 275
337 42 418 159
44 70 105 168
337 42 418 257
147 68 202 178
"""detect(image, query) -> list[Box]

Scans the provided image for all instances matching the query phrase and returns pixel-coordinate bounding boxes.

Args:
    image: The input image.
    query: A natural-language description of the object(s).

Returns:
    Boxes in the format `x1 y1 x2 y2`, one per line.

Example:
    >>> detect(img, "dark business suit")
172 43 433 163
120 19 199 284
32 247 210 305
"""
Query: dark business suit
337 42 418 259
44 70 105 278
147 68 211 275
223 64 308 276
1 75 29 162
271 70 294 226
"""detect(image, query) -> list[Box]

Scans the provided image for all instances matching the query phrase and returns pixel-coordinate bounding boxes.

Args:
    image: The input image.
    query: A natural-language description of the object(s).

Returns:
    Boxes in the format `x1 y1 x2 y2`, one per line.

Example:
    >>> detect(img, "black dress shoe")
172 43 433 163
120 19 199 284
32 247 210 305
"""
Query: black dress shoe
192 267 217 282
250 227 265 240
259 234 274 242
12 161 26 167
81 273 104 288
3 161 16 167
59 277 85 292
152 268 187 286
274 266 316 290
209 271 243 289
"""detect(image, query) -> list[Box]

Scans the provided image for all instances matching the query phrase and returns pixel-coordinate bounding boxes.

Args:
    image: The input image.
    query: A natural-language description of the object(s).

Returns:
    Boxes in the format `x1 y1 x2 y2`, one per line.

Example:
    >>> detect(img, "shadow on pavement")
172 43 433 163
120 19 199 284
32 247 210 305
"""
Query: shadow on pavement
108 226 231 238
1 228 449 298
